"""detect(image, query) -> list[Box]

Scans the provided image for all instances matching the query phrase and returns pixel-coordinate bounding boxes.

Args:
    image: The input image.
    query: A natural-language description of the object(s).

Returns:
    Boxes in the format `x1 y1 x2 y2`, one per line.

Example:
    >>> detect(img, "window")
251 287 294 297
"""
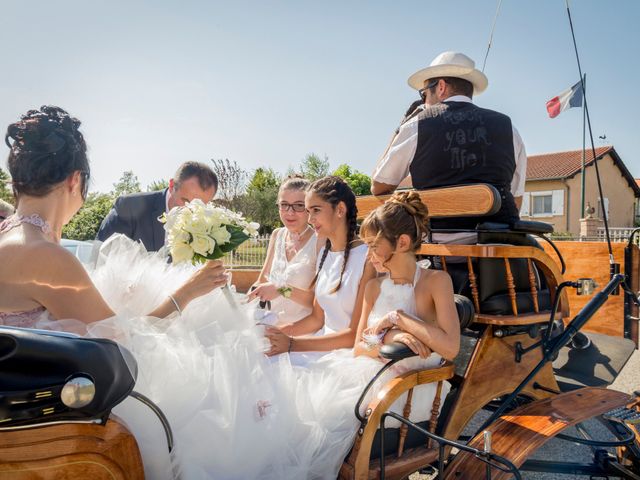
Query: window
521 190 565 217
532 194 553 215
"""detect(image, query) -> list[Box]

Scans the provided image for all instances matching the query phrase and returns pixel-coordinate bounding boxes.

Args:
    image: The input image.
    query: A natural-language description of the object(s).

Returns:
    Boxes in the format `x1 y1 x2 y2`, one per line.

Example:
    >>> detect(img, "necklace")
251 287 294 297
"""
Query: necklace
285 225 312 259
0 213 52 236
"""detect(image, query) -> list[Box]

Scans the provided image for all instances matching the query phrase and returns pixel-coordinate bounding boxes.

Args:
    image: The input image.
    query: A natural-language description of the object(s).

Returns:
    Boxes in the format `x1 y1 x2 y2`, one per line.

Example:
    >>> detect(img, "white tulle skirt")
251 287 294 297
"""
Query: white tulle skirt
65 236 449 480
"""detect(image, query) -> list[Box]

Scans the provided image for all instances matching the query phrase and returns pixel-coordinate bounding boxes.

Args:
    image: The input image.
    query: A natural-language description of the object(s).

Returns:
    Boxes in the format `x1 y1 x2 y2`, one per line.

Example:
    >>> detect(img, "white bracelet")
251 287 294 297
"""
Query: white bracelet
168 294 182 315
389 310 400 326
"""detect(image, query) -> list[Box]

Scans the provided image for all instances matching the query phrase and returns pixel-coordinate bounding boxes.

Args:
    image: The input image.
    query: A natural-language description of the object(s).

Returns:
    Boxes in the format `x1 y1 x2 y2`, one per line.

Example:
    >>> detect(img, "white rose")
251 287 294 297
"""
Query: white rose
171 241 195 264
186 198 206 211
211 226 231 245
169 229 190 245
191 234 216 256
203 209 222 230
185 212 209 235
247 222 260 236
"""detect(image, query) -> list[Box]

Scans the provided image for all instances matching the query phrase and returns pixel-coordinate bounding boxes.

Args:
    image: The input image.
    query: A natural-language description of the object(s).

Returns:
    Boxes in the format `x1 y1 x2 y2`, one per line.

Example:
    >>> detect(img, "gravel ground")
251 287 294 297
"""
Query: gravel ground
407 348 640 480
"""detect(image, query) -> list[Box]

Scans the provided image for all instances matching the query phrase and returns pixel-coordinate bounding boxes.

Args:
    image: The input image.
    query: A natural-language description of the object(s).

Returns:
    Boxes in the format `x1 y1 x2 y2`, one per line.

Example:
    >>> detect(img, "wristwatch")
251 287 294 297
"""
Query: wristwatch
277 286 293 298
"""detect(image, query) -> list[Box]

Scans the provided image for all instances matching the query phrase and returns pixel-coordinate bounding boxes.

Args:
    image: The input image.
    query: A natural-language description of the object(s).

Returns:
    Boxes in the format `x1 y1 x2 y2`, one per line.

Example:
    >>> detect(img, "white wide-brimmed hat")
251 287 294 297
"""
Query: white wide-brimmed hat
407 51 488 95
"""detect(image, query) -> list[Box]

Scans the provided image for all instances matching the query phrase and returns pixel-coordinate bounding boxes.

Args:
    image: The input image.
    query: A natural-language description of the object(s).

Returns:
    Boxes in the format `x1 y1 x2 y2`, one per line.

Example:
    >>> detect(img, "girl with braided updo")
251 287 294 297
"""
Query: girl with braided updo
354 191 460 362
266 176 376 358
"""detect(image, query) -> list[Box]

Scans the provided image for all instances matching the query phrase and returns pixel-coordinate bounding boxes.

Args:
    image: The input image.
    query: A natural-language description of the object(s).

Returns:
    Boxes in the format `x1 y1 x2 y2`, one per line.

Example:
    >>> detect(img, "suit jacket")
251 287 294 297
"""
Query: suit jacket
97 189 167 252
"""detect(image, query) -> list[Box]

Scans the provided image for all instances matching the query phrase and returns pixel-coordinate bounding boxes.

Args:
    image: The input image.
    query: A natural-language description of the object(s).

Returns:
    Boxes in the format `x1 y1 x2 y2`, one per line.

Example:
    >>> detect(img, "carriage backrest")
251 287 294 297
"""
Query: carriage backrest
355 184 501 220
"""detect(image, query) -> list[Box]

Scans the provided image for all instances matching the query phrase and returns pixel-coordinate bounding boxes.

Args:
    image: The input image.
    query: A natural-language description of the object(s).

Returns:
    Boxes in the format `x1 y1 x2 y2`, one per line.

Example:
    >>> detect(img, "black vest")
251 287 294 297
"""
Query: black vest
409 101 520 230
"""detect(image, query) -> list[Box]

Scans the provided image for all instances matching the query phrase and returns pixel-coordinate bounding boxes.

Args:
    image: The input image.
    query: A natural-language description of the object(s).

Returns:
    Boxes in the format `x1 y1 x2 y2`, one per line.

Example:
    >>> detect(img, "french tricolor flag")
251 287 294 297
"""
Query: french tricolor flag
546 81 584 118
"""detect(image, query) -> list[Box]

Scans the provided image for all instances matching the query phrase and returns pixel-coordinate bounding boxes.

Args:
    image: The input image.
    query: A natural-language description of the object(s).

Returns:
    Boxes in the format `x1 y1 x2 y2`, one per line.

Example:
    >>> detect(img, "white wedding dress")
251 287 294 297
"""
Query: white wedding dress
1 236 448 480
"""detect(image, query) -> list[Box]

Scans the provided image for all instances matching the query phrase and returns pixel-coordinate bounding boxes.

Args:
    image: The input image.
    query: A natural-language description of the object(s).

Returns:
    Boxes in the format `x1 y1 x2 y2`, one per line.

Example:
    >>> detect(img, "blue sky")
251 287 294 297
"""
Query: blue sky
1 0 638 193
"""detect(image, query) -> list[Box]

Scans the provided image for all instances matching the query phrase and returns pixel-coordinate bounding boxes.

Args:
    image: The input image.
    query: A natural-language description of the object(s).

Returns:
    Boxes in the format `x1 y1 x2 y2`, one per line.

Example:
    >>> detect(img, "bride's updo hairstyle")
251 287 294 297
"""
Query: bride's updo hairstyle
5 106 89 199
360 191 429 252
309 176 357 293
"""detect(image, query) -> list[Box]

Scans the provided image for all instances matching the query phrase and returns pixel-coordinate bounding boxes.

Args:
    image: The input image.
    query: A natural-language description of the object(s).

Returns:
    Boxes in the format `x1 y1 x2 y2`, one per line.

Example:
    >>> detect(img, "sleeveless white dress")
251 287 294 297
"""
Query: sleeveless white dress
365 263 451 427
315 243 369 334
286 243 368 367
267 228 317 324
0 235 449 479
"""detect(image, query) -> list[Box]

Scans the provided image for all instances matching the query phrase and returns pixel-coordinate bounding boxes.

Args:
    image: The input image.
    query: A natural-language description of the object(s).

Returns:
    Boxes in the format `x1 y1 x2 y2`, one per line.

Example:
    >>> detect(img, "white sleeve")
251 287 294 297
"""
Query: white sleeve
371 119 419 186
511 125 527 197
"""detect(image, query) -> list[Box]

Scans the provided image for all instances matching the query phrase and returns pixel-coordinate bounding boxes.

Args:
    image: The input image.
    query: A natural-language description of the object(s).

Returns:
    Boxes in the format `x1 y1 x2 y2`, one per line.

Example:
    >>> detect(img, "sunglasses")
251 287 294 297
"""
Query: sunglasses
419 78 441 100
277 202 306 213
80 171 90 200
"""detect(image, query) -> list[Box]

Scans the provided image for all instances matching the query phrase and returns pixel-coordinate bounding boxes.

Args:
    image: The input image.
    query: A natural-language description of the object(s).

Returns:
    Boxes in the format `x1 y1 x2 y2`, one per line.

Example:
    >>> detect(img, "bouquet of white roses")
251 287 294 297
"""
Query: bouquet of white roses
162 199 260 265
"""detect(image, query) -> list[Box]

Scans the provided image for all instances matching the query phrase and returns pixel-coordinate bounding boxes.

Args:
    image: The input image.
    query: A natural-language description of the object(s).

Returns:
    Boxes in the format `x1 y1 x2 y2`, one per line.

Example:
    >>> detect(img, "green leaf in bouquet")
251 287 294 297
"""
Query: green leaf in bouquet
192 252 208 265
218 225 250 253
210 243 225 259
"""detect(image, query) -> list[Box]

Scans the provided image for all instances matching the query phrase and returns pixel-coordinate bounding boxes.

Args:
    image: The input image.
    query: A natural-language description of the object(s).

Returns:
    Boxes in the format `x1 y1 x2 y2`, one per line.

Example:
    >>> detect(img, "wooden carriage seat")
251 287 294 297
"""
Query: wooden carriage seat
355 186 569 452
340 295 474 480
0 415 144 480
474 220 555 316
368 295 475 458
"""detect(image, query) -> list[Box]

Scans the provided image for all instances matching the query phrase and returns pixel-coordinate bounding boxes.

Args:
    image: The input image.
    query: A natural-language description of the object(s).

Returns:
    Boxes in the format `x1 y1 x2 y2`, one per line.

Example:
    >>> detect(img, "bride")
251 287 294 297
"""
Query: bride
0 106 452 480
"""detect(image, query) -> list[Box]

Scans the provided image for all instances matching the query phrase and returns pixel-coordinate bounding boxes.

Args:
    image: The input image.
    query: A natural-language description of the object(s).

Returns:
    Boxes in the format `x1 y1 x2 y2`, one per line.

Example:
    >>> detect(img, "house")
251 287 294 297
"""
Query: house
521 146 640 236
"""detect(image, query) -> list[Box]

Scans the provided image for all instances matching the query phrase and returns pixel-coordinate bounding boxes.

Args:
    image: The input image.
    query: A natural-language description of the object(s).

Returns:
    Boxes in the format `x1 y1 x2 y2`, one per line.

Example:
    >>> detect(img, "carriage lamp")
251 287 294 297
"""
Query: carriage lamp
61 376 96 409
575 278 597 296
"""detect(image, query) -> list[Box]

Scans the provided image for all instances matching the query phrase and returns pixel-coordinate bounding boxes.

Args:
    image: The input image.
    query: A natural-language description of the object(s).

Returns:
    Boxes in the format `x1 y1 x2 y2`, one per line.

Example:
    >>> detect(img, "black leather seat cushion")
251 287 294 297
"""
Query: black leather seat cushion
480 290 552 315
477 220 554 235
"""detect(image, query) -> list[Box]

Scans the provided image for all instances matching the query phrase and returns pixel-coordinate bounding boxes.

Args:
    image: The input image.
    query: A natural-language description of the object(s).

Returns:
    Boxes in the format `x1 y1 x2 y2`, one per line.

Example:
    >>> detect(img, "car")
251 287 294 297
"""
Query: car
60 238 97 265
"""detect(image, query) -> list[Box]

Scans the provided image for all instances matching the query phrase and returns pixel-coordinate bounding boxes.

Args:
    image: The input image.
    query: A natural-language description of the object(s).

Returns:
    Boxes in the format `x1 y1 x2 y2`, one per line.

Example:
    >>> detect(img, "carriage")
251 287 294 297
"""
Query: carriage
1 183 639 479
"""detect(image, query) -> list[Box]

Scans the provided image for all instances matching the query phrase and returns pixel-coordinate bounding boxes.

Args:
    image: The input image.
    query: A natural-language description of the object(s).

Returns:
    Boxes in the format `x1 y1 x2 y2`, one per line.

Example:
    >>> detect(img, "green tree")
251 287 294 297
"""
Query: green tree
147 179 169 192
299 153 330 181
237 168 282 234
113 171 141 196
332 164 372 196
0 168 14 205
246 168 280 195
62 193 114 241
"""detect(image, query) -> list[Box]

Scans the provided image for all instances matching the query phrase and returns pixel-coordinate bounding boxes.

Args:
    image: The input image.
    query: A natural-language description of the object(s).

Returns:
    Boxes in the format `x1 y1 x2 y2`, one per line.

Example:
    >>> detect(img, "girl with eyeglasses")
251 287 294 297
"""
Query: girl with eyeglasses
248 176 318 327
265 176 377 361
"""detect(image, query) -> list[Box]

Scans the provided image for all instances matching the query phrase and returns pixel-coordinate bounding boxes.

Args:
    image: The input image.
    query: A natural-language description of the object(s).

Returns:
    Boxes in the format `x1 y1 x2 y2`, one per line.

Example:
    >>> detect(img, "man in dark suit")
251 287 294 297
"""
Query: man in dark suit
97 161 218 251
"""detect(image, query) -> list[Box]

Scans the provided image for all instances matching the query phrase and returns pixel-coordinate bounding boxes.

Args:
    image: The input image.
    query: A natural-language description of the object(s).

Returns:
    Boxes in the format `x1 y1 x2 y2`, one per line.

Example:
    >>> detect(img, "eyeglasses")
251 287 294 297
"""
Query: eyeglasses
277 202 306 213
419 78 441 100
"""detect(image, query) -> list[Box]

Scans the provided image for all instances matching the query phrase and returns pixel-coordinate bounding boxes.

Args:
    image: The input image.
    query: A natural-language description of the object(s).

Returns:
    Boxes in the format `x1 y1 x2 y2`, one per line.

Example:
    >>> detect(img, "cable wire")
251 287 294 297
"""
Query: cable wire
481 0 503 72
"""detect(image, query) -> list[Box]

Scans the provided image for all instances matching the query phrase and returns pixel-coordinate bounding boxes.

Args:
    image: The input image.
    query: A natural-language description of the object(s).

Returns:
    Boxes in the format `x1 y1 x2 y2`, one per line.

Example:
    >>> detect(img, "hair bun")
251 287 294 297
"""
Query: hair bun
5 106 83 156
389 191 428 220
5 105 89 199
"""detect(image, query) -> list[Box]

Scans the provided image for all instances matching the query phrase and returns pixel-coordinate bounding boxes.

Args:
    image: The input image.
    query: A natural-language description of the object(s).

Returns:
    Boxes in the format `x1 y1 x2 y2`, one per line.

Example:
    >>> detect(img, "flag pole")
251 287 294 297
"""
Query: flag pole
580 73 586 221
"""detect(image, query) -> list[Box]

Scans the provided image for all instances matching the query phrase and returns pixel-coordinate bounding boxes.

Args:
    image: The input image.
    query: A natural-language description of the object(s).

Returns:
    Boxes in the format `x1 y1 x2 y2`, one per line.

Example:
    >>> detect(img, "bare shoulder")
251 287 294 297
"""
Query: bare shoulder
417 268 454 293
364 275 383 300
271 227 284 239
26 241 92 284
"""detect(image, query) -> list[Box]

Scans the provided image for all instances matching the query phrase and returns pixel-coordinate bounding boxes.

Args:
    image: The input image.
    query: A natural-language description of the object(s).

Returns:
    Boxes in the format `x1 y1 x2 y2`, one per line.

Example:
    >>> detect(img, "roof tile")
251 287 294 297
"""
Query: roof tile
526 146 612 180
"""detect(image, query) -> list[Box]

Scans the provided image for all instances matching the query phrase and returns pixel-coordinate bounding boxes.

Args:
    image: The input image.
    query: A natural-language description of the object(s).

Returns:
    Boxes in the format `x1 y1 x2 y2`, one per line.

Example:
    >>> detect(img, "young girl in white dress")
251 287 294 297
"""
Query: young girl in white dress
265 176 376 357
248 177 317 327
353 190 460 424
